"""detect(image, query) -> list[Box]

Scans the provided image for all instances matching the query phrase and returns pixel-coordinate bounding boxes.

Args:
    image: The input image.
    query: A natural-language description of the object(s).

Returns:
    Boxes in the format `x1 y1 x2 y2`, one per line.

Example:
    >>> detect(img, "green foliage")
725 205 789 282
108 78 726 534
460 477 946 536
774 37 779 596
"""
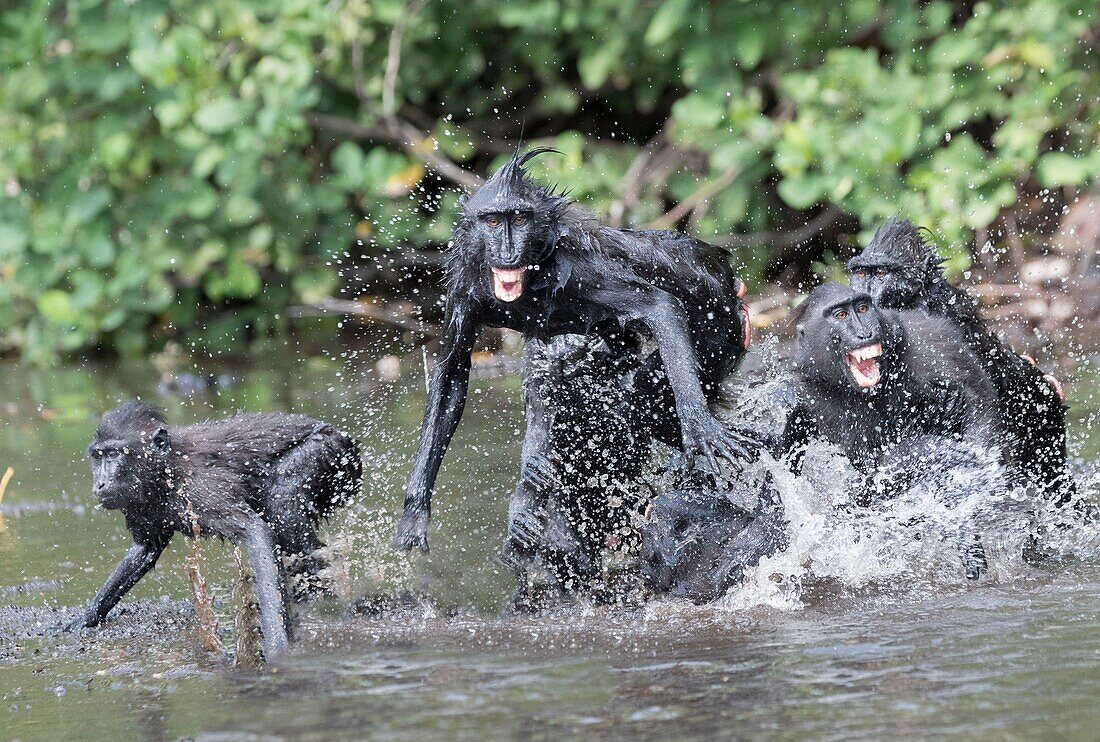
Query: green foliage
0 0 1097 360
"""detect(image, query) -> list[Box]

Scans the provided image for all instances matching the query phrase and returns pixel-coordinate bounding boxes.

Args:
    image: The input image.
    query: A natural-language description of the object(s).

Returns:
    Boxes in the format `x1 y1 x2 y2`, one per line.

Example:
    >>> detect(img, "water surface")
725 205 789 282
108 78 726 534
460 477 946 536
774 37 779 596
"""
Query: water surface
1 347 1098 740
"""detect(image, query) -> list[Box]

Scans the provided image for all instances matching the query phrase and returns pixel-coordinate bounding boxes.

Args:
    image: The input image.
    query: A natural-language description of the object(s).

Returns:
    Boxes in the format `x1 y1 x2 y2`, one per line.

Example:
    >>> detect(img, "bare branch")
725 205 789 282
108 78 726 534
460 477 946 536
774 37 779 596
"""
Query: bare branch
644 168 739 230
383 0 429 118
719 206 843 249
307 112 483 190
287 298 440 336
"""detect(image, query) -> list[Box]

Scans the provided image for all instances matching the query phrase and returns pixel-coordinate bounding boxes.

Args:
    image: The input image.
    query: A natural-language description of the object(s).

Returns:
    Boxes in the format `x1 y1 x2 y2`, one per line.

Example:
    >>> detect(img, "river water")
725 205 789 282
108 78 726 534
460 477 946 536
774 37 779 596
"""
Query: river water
1 343 1098 740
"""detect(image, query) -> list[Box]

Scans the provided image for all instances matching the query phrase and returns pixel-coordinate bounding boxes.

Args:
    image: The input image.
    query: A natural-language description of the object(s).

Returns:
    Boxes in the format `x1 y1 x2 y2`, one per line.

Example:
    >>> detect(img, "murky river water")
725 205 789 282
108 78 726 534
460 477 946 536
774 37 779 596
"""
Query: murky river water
1 343 1098 740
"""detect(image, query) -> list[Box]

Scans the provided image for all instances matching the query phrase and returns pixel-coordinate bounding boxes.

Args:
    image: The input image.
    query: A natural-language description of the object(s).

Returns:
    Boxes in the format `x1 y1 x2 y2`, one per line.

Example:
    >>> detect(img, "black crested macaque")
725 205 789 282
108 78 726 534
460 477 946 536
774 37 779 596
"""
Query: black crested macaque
781 283 1000 476
848 219 1072 501
68 402 361 659
779 284 1001 578
398 147 752 552
640 481 787 603
501 334 653 602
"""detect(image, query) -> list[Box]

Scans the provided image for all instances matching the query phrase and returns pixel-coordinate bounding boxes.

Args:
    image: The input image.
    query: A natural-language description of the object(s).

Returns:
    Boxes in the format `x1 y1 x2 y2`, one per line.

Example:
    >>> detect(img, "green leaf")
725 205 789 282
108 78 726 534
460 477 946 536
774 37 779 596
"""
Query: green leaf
778 175 826 209
204 261 262 300
37 290 79 324
68 187 112 226
0 223 29 256
194 97 248 134
1037 152 1095 188
645 0 693 46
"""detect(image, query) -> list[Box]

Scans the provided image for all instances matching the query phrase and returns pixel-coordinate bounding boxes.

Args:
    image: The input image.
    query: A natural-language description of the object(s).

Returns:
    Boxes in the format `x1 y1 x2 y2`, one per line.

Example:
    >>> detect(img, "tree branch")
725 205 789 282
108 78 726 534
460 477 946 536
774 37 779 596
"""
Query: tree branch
644 168 739 230
719 206 844 249
383 0 429 118
307 112 483 190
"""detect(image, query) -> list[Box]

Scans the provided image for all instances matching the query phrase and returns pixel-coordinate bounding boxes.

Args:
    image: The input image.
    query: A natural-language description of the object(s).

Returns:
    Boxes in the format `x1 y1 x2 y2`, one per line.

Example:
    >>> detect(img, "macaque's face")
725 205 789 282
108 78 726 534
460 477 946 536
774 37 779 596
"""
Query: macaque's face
848 258 923 309
88 428 168 510
473 209 546 302
796 287 895 395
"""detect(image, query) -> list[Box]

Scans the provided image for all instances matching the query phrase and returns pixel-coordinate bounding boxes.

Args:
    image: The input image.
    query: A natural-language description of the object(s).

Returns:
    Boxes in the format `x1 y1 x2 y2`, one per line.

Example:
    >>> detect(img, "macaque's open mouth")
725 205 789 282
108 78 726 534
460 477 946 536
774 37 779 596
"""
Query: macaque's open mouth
491 267 526 302
846 343 882 388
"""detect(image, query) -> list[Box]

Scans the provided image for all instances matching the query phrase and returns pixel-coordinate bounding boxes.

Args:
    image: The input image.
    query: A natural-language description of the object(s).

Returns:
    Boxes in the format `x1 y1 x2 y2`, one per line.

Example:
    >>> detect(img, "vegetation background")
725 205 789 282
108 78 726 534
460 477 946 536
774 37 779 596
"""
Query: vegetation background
1 0 1097 363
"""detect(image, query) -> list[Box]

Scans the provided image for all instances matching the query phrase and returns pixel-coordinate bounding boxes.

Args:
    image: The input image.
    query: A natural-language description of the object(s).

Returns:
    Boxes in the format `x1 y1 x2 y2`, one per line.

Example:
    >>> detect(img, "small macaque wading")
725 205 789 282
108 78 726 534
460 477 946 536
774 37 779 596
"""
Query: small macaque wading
67 402 362 660
398 147 753 553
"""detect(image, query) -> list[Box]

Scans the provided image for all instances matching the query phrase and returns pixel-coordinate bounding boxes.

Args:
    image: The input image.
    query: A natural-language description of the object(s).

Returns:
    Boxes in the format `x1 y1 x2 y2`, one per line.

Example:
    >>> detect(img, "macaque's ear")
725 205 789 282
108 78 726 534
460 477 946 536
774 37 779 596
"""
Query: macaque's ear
152 427 170 454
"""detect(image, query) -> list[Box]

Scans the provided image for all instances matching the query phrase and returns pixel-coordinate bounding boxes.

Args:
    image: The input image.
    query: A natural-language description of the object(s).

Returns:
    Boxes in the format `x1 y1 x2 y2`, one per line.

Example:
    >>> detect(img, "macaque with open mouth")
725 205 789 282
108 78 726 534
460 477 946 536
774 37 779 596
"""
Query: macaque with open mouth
776 283 1004 578
848 218 1073 502
846 342 883 388
396 147 754 553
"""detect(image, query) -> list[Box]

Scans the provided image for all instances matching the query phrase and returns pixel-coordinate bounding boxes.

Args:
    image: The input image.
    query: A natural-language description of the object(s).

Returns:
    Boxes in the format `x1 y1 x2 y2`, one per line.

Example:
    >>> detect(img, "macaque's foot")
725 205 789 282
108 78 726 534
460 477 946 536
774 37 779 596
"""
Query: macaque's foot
521 452 562 494
394 511 430 554
681 415 759 475
60 612 97 633
286 554 335 601
962 532 987 581
263 632 290 662
503 506 545 562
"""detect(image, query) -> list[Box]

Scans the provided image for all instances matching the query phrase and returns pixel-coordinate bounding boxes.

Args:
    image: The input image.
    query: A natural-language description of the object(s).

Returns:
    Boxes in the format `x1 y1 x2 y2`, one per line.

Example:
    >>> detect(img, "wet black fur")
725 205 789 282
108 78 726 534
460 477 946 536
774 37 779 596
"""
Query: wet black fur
69 402 362 659
639 480 787 603
500 335 653 603
398 149 751 552
848 219 1072 501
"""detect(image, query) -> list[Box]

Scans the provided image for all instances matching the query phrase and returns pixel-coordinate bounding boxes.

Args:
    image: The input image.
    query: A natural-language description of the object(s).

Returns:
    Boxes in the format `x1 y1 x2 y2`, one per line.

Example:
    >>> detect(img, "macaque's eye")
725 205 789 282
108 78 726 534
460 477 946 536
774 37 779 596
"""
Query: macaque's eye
484 215 502 228
854 270 865 278
835 309 849 320
856 303 869 314
512 214 527 226
874 269 887 278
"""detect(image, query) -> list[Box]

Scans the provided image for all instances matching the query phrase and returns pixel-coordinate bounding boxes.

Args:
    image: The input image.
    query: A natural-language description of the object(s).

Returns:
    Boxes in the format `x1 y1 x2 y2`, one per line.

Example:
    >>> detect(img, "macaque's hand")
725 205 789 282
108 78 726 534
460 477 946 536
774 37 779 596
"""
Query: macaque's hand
521 452 562 494
680 413 759 475
60 611 96 633
394 508 430 554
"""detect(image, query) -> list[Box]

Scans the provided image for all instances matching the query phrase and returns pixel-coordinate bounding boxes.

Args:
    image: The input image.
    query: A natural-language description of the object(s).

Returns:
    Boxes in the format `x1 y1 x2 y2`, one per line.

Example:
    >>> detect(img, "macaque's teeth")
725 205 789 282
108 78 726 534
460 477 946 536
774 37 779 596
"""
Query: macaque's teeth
491 267 527 302
848 343 883 363
846 345 882 388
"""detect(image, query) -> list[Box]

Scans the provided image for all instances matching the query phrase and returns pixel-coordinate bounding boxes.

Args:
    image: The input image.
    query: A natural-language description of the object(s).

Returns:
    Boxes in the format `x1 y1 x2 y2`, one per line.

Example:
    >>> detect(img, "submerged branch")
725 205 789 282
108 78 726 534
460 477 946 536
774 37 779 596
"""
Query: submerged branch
232 546 264 671
288 298 440 336
183 501 226 656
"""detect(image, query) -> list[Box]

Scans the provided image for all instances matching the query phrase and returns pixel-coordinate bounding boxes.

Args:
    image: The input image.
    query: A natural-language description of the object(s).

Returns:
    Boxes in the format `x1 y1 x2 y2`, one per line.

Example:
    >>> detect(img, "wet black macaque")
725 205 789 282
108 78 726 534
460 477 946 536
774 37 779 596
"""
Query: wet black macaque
640 475 788 603
500 335 654 606
848 219 1072 503
67 402 362 659
398 147 753 553
779 284 1002 578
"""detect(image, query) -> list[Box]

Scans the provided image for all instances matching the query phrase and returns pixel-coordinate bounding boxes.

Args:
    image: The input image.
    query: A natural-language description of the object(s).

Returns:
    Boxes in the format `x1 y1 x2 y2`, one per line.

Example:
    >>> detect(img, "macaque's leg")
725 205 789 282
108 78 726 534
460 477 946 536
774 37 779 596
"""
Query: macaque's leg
66 539 167 630
266 443 328 558
961 527 987 581
243 520 290 660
